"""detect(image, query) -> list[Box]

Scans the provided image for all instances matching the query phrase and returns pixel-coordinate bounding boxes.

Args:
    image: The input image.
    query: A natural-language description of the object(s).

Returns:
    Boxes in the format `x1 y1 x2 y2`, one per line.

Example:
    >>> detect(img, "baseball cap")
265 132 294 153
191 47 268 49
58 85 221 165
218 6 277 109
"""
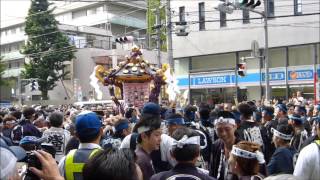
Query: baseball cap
0 137 26 161
262 107 274 117
19 136 38 145
165 117 185 125
289 114 303 123
75 111 102 138
142 102 161 115
276 104 287 113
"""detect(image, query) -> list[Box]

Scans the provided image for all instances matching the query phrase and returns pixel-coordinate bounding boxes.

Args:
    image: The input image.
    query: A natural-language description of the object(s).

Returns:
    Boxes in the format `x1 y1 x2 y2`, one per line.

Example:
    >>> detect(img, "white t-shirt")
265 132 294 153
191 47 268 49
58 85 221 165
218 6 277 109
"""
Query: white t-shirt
294 142 320 180
42 127 70 162
120 133 177 166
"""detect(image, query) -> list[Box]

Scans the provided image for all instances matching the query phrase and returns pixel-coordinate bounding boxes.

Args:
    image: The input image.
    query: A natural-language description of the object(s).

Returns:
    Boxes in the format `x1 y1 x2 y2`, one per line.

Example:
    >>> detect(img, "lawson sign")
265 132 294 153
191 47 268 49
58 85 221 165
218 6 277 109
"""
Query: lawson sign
194 75 232 85
177 66 316 88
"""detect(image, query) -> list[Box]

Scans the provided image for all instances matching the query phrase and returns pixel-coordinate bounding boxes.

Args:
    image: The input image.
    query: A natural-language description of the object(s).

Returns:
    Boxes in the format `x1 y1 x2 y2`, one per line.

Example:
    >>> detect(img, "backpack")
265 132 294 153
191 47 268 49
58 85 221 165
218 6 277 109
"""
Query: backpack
11 124 24 145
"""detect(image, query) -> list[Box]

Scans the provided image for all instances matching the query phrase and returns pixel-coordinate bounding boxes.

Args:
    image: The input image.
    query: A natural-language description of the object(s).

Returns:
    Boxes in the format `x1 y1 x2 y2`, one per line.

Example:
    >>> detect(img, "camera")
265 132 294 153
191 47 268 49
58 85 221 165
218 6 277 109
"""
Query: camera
23 138 56 180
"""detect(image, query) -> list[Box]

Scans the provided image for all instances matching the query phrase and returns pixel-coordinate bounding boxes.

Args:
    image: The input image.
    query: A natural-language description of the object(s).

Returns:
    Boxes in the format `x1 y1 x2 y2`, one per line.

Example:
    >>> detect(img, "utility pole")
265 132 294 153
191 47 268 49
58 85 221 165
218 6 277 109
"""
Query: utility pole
263 0 270 103
166 0 174 70
156 6 161 68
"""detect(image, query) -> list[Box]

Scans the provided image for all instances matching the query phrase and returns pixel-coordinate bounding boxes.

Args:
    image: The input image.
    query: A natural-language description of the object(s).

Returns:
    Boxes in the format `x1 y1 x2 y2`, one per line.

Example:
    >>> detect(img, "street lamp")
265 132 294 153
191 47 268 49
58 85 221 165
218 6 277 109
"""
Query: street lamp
216 0 270 102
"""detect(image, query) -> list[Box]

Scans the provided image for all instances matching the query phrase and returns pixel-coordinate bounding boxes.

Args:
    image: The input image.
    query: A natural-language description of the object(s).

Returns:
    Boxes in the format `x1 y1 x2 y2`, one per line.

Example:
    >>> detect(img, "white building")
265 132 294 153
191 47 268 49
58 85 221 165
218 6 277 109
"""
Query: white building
0 1 149 103
171 0 320 104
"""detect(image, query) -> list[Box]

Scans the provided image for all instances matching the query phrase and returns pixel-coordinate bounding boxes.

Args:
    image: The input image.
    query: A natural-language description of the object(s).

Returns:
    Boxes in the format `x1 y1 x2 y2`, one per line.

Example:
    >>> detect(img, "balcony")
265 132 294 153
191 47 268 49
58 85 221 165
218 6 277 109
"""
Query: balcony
109 15 146 29
2 51 25 61
3 68 23 78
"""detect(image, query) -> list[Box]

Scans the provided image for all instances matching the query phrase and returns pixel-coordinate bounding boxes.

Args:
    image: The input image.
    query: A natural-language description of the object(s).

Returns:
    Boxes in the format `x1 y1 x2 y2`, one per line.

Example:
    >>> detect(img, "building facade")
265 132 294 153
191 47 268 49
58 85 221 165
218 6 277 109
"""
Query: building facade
171 0 320 104
0 1 148 103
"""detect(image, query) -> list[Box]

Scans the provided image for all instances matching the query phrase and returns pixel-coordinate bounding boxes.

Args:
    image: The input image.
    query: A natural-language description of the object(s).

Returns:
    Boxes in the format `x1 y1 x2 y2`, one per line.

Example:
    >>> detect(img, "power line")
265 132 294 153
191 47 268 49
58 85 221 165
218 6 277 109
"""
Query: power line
171 12 320 24
171 2 320 16
20 20 319 58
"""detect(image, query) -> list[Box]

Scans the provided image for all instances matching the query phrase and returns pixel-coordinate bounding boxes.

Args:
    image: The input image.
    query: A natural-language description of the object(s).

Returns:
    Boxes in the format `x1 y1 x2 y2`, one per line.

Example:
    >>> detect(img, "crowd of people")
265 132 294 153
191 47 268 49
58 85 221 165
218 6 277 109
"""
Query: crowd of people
0 91 319 180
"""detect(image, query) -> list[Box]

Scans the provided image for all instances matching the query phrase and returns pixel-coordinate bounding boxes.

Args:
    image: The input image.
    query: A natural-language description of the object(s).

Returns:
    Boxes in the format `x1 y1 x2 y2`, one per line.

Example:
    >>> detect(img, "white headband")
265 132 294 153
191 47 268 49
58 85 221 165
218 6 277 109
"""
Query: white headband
137 126 151 134
214 116 236 126
231 145 265 164
172 135 200 149
271 128 293 140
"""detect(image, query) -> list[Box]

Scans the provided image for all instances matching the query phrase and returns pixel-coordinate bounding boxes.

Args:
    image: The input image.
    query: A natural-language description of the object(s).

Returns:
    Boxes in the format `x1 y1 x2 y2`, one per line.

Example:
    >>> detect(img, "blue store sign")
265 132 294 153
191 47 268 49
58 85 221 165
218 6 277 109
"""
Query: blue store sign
177 66 316 88
288 70 313 80
194 75 232 85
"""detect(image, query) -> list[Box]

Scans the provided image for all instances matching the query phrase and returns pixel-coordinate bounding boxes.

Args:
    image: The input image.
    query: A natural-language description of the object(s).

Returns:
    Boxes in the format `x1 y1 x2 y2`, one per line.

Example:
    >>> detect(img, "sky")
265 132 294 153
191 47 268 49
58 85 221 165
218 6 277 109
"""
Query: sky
0 0 71 28
1 0 31 27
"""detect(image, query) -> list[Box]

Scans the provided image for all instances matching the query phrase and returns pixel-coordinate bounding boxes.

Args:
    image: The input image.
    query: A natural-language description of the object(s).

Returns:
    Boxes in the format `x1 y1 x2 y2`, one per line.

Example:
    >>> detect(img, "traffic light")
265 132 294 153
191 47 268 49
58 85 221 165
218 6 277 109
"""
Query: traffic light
237 62 247 77
238 0 261 8
115 36 134 43
30 79 39 91
175 21 189 36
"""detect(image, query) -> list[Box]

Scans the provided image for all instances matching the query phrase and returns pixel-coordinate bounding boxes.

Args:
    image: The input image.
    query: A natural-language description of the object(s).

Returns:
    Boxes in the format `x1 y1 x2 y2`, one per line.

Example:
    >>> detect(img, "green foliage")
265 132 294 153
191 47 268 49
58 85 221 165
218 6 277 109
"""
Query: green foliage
0 57 8 86
21 0 75 100
147 0 167 51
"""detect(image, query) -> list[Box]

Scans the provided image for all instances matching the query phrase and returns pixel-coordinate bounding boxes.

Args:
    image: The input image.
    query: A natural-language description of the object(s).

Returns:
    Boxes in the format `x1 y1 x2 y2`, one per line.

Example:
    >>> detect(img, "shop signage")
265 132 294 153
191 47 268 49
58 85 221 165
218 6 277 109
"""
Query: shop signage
177 65 316 88
194 75 231 85
288 70 313 80
261 72 285 81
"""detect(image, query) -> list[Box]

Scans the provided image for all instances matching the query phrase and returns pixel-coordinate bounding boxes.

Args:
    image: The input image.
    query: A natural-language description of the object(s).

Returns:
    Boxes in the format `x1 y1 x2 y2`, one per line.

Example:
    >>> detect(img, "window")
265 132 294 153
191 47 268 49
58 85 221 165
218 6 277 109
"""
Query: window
72 9 87 19
268 0 275 17
179 6 185 22
243 9 250 24
289 45 313 66
11 28 16 34
87 8 97 15
199 2 205 30
294 0 302 15
220 0 226 27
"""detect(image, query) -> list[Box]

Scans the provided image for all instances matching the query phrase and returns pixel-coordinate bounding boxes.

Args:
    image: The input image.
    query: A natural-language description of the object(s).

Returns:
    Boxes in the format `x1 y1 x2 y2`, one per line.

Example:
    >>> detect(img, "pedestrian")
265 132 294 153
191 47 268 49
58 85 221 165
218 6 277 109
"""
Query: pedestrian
101 118 131 149
288 114 308 152
267 124 295 175
151 127 216 180
228 141 265 180
236 103 268 163
209 111 239 180
293 116 320 180
43 112 71 161
2 115 17 139
274 103 288 125
83 148 143 180
11 107 42 145
165 113 185 136
58 111 103 180
132 111 162 180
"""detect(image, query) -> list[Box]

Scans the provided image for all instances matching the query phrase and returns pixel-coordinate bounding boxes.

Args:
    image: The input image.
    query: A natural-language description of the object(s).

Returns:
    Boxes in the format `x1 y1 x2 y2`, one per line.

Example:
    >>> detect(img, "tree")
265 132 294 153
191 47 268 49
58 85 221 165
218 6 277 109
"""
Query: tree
21 0 74 100
0 57 8 86
147 0 167 51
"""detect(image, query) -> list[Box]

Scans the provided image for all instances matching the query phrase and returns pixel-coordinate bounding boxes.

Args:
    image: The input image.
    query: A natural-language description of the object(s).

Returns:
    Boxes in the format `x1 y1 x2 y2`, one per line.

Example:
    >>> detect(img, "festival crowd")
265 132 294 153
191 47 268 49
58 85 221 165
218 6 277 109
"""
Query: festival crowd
0 91 319 180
